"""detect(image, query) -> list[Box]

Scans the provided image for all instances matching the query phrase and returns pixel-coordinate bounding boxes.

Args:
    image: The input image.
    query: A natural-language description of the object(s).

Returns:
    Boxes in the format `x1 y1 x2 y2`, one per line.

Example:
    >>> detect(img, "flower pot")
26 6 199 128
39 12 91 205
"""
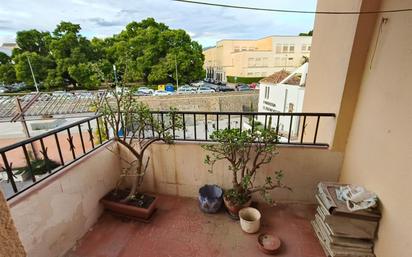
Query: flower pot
239 207 261 233
223 196 252 218
198 184 223 213
101 189 157 221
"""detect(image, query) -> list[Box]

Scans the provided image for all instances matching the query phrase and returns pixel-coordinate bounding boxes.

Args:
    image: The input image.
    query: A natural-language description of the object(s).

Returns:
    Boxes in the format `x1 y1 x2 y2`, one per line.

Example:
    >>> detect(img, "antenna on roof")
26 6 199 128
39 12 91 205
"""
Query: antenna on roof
26 56 39 92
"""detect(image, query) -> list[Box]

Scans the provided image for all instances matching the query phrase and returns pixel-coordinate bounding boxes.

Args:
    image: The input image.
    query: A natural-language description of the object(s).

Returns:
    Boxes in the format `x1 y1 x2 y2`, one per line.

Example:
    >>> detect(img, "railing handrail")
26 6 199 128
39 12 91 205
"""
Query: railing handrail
0 114 102 153
151 111 336 117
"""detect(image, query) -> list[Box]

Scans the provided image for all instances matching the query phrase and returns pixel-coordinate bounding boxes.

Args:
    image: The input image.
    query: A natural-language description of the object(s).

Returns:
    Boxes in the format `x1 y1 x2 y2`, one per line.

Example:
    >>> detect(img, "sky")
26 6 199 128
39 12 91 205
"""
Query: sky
0 0 317 47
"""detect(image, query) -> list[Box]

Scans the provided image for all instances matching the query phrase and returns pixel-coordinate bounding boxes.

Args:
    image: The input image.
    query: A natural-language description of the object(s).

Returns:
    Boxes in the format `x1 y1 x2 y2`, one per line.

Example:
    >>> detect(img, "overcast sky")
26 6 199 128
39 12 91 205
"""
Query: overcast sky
0 0 316 47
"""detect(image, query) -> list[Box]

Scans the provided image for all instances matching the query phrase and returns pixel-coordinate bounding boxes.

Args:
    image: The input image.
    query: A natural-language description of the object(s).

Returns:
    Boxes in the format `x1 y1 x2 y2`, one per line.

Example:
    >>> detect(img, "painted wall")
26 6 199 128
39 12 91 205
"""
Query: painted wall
302 0 379 149
204 36 312 79
8 142 120 257
0 191 26 257
123 142 343 203
338 0 412 256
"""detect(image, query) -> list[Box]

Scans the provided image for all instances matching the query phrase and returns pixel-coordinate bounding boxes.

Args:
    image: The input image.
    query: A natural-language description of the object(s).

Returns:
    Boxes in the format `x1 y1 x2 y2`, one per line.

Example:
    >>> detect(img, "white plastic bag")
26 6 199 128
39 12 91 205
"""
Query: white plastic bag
338 185 378 212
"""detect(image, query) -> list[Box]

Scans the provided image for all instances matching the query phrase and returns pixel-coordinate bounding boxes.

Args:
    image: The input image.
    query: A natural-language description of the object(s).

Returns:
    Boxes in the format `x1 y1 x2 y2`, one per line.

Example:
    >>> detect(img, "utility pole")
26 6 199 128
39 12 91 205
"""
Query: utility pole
27 56 39 92
15 98 38 159
174 54 179 89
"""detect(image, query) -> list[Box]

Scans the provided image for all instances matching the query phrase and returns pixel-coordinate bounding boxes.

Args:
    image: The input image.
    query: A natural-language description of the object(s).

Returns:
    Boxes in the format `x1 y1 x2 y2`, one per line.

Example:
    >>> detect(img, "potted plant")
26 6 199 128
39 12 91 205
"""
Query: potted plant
97 86 182 221
202 128 291 218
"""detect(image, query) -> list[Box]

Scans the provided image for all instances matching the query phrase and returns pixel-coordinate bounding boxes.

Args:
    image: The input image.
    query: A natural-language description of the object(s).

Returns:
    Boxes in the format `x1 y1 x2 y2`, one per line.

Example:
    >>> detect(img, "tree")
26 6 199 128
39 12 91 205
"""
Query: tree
0 52 11 65
299 30 313 36
0 64 16 84
203 128 291 206
68 62 100 89
14 29 51 56
14 52 54 87
97 85 183 201
112 18 204 84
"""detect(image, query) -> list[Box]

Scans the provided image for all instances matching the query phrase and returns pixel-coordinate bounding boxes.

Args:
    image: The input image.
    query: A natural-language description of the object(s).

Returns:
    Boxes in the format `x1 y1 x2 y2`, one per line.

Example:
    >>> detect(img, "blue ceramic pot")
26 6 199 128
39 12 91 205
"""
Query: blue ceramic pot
198 184 223 213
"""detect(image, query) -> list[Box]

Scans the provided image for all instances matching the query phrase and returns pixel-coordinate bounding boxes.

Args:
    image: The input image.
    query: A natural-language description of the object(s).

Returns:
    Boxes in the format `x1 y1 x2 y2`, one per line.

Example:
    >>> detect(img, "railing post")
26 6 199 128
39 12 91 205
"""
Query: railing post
300 115 307 144
1 152 18 193
313 115 320 144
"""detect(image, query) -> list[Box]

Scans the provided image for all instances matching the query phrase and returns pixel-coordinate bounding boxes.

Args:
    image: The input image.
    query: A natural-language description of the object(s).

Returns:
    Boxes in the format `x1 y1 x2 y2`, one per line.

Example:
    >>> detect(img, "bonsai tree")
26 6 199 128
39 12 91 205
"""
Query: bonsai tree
202 127 290 206
97 86 182 201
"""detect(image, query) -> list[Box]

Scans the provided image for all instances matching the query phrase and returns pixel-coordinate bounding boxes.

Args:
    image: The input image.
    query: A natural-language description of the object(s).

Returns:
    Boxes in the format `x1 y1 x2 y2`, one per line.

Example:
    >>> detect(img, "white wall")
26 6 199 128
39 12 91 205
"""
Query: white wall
258 83 305 137
9 142 120 257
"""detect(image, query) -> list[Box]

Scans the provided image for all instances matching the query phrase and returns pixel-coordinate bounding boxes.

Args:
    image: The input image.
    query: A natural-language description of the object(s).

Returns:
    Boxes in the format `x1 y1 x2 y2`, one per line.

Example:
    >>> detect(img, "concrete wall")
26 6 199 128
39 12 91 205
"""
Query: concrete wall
136 91 258 112
302 0 380 150
337 0 412 256
0 191 26 257
8 142 120 257
130 142 343 203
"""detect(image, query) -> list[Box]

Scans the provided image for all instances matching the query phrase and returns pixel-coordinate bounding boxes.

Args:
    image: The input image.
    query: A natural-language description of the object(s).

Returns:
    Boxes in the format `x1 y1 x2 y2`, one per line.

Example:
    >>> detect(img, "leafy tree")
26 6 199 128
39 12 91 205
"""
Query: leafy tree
68 62 100 89
14 52 54 86
13 29 51 56
299 30 313 36
0 64 16 84
0 52 11 65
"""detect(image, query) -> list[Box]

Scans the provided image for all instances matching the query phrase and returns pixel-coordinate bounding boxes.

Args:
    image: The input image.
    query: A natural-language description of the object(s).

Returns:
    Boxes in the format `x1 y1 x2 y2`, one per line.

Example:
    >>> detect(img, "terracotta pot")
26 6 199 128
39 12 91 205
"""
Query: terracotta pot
239 207 261 233
223 195 252 217
101 190 157 220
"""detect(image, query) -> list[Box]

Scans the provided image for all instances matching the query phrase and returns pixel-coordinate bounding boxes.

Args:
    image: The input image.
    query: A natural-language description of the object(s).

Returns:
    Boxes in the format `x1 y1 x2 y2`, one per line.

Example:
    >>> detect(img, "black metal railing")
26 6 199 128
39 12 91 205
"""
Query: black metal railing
0 111 334 200
0 115 111 200
147 111 335 146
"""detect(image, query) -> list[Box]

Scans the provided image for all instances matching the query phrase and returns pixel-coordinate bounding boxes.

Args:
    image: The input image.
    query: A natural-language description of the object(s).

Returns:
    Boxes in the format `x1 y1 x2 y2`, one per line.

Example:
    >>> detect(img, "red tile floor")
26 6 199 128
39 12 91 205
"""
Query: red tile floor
66 195 326 257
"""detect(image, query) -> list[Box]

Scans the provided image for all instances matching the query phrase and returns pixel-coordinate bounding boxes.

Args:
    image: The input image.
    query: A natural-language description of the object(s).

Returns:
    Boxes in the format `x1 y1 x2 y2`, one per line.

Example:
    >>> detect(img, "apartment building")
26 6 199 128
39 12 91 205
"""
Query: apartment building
203 35 312 82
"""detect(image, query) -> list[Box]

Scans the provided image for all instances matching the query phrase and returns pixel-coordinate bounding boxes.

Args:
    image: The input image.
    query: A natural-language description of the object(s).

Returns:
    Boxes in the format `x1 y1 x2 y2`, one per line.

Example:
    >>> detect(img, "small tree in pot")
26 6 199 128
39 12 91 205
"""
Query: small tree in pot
98 87 182 220
202 128 291 217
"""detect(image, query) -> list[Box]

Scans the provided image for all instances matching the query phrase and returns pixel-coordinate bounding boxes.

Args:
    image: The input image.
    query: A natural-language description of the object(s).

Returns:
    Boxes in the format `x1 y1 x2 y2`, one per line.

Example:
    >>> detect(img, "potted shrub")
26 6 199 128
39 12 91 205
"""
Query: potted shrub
202 128 291 218
97 86 182 220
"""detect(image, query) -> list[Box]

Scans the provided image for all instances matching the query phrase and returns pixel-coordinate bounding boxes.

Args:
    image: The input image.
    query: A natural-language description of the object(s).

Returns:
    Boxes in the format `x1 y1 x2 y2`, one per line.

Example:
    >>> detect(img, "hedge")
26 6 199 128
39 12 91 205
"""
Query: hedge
226 76 264 84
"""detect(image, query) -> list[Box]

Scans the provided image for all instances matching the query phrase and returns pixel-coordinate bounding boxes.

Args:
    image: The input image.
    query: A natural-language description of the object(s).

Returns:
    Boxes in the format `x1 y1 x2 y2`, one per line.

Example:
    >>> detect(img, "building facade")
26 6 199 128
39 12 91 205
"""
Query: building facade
203 36 312 83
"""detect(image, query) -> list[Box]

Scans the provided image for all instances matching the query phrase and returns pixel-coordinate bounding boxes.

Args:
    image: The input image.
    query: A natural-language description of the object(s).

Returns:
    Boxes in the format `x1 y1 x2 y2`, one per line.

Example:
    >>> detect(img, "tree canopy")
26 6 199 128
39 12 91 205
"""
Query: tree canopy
0 18 205 89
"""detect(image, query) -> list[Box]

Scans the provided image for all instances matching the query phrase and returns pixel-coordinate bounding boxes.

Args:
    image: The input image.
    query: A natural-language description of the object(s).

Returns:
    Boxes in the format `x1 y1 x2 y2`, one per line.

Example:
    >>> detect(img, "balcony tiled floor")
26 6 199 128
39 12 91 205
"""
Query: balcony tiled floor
66 195 325 257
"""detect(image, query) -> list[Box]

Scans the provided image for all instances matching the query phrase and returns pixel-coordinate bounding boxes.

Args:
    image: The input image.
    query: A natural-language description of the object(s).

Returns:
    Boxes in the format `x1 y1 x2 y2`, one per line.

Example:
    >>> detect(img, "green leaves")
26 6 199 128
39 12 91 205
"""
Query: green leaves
202 127 289 205
1 18 204 89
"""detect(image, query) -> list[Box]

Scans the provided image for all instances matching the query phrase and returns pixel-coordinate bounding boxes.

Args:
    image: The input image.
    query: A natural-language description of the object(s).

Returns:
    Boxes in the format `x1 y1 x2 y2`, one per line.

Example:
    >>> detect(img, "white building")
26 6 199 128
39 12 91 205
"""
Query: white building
257 63 308 138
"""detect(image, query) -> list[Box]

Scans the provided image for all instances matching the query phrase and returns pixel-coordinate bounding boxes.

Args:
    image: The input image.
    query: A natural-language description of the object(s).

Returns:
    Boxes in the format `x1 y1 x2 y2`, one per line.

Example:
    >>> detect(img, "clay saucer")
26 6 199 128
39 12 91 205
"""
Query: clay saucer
257 233 282 255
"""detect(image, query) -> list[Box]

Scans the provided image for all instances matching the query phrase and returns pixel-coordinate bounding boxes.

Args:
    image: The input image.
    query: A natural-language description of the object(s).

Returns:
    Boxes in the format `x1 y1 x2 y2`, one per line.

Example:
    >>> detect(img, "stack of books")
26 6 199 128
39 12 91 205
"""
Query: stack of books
311 182 381 257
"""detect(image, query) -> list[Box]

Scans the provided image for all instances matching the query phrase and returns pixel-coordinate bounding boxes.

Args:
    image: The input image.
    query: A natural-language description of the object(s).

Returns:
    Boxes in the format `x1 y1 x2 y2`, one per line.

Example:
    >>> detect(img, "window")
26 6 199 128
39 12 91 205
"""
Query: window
249 47 255 51
288 103 295 113
234 46 240 52
248 58 255 67
262 57 268 67
308 45 311 51
241 47 247 51
247 72 253 76
264 86 271 99
289 45 295 53
282 45 288 52
276 44 282 53
301 45 307 51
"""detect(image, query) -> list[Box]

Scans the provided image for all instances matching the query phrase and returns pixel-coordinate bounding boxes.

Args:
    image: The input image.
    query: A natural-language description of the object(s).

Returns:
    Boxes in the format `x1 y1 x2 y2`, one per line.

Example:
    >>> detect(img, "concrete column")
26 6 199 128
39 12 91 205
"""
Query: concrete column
0 191 26 257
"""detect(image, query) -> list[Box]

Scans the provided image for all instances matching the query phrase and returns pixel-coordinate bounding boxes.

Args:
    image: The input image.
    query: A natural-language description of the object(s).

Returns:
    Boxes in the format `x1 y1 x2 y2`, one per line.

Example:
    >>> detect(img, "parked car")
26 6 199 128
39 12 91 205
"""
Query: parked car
136 87 154 95
0 86 9 93
176 86 196 94
153 90 173 96
215 85 235 92
191 81 204 87
236 84 252 91
197 86 215 94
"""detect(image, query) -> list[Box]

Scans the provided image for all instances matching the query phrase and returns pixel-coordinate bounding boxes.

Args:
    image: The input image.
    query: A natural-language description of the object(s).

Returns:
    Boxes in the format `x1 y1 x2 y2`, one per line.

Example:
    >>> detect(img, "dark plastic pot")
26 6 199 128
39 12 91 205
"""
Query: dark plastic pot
198 184 223 213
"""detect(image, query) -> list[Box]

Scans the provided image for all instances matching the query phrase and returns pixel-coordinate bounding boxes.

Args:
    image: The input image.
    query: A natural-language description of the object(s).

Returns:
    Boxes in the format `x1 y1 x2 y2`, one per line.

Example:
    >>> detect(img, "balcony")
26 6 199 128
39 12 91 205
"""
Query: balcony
1 111 339 257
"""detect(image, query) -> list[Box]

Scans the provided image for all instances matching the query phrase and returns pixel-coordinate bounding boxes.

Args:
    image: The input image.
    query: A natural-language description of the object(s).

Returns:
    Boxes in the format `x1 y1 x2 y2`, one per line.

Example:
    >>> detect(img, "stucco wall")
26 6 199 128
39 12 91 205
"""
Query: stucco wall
136 91 258 112
302 0 380 150
338 0 412 256
8 142 120 257
125 142 343 203
0 191 26 257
